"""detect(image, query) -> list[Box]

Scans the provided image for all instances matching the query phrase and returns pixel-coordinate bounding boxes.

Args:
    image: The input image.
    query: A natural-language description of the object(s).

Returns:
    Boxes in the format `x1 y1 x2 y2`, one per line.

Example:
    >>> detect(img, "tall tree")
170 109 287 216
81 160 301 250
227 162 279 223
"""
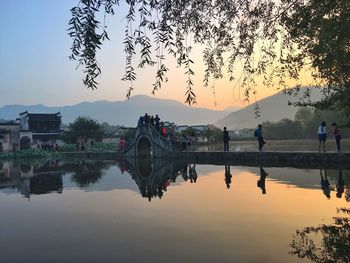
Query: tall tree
68 0 349 112
65 116 103 143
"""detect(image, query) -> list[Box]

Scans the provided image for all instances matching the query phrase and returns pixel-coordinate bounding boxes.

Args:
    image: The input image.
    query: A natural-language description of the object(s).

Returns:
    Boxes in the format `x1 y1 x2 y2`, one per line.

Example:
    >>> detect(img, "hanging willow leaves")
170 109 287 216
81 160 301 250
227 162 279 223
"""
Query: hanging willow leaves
68 0 350 115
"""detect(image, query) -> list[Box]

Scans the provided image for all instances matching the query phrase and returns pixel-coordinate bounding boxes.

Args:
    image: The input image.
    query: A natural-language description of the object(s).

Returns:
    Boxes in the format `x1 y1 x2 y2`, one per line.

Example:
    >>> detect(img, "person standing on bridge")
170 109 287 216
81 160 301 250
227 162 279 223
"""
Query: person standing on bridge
155 114 160 130
331 122 341 152
317 121 327 152
223 127 230 151
254 124 266 152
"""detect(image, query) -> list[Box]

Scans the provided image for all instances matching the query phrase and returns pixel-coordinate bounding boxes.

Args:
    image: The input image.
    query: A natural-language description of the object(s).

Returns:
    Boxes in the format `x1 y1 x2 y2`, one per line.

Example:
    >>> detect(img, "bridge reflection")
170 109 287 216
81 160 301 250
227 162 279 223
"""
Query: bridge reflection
1 160 349 202
0 159 192 200
121 158 193 201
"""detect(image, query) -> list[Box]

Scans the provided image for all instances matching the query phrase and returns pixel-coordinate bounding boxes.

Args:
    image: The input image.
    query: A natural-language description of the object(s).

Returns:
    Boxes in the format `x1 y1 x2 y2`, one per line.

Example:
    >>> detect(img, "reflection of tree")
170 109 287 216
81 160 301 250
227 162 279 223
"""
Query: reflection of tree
290 208 350 263
66 161 108 188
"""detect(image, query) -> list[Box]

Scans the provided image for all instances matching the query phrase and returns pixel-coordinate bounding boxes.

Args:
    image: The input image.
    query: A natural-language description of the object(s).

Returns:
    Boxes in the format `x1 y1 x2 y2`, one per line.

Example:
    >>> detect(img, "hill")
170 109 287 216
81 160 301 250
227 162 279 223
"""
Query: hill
216 89 322 129
0 95 231 126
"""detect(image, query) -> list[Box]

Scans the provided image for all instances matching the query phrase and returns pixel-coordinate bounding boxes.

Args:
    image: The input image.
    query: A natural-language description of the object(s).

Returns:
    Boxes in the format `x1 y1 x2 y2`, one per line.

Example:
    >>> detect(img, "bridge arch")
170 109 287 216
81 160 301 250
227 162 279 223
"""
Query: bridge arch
136 135 153 157
123 124 174 157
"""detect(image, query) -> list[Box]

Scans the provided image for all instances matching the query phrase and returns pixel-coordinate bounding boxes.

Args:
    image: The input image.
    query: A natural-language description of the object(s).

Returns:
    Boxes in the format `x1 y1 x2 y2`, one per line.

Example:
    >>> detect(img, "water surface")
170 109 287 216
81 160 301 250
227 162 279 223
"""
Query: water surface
0 160 349 263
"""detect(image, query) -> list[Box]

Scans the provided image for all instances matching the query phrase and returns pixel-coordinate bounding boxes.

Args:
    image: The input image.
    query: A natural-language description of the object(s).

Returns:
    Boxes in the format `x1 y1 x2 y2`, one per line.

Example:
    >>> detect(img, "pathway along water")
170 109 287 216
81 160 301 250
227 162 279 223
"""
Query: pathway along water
61 151 350 169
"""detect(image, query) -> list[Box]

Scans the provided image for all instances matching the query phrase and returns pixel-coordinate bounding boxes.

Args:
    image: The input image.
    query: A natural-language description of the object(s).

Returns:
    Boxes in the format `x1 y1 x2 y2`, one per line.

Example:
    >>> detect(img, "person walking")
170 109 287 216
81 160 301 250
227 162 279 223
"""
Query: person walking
331 122 341 152
223 127 230 151
155 114 160 130
254 124 266 152
317 121 327 152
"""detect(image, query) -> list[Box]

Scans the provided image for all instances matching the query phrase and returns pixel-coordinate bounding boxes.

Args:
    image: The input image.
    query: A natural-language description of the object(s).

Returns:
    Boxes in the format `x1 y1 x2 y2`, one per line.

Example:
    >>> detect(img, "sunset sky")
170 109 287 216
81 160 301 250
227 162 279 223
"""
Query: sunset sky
0 1 311 110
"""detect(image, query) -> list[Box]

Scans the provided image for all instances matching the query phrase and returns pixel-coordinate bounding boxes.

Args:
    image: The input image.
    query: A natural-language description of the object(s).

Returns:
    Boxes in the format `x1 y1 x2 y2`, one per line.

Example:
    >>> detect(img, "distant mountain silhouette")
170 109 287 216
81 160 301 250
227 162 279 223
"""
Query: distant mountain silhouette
0 95 232 126
216 89 322 129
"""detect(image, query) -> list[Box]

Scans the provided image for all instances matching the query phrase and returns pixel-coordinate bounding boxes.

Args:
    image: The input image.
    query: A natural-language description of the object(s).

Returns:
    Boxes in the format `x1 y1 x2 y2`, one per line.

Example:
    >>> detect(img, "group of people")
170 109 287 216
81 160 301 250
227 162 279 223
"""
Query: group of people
223 121 343 152
317 122 342 152
138 113 169 138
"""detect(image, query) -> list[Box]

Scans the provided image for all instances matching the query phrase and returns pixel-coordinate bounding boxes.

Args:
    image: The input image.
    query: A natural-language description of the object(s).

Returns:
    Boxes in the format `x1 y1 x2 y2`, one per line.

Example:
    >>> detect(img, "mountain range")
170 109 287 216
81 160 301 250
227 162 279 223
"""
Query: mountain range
215 89 322 129
0 95 229 126
0 89 322 129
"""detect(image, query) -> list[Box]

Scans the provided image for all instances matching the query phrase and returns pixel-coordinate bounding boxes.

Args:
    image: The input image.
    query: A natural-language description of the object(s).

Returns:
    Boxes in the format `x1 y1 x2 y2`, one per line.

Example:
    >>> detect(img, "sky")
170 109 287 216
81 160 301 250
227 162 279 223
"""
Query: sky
0 1 307 110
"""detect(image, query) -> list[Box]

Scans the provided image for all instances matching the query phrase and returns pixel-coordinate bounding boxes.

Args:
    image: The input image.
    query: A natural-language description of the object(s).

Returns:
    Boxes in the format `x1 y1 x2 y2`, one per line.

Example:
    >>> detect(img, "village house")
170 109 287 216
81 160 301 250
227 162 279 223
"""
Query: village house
0 122 20 152
18 111 63 149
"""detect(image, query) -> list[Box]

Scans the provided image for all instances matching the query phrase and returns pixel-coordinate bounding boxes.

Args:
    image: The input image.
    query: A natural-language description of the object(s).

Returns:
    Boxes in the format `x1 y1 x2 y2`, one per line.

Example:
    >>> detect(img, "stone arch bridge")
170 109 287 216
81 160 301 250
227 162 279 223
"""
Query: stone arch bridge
123 124 176 157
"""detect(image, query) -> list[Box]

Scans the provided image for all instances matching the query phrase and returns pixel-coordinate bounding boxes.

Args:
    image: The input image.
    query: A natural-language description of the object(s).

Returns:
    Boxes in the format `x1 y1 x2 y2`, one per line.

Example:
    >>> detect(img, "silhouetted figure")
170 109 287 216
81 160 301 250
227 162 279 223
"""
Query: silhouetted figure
336 170 344 199
181 134 187 151
331 122 342 152
254 124 266 152
150 115 155 126
189 164 198 183
317 121 327 152
187 135 192 150
181 165 188 181
155 114 160 130
138 116 144 125
225 165 232 189
320 169 331 199
223 127 230 151
257 167 268 194
144 113 150 124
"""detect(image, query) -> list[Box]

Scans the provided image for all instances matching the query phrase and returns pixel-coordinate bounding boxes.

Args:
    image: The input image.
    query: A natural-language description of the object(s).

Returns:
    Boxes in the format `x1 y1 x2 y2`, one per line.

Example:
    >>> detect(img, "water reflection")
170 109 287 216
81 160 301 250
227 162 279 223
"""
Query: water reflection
320 169 331 199
337 170 345 199
1 160 350 203
122 158 197 201
224 165 232 189
0 160 113 198
257 167 268 194
1 159 350 262
290 208 350 262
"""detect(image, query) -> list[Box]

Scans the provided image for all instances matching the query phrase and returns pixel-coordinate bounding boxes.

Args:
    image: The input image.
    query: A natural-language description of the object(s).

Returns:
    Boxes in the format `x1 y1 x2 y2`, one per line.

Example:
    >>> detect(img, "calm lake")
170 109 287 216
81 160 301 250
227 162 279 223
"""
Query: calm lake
0 159 349 263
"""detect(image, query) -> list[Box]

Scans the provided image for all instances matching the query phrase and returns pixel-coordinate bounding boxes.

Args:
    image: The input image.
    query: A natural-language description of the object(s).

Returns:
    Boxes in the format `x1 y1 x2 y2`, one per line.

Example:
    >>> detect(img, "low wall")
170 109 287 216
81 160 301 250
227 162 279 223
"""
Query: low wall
61 151 350 169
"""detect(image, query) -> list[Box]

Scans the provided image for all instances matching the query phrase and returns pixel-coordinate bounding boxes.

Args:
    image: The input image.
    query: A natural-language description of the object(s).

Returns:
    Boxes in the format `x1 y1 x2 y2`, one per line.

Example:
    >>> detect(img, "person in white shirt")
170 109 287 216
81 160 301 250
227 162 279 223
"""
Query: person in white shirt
317 121 327 152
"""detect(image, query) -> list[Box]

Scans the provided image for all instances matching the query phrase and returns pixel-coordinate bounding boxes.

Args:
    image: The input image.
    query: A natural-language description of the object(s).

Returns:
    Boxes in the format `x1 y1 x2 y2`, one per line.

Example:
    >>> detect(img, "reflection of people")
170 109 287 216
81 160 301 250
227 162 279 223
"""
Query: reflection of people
181 165 188 181
254 124 266 152
223 127 230 152
257 167 268 194
336 170 344 199
189 164 198 183
224 165 232 189
320 169 331 199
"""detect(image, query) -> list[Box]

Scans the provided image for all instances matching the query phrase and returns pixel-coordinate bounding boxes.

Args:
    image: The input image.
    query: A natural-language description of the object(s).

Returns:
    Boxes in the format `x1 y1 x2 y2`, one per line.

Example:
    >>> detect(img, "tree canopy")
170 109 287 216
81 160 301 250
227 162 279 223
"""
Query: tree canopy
64 116 103 143
68 0 349 112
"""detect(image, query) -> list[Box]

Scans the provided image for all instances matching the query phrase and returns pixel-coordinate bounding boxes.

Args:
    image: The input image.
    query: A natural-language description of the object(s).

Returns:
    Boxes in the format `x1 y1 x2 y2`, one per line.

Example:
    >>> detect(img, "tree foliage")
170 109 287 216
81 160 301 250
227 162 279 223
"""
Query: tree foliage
64 116 103 143
261 108 350 139
68 0 349 110
290 208 350 263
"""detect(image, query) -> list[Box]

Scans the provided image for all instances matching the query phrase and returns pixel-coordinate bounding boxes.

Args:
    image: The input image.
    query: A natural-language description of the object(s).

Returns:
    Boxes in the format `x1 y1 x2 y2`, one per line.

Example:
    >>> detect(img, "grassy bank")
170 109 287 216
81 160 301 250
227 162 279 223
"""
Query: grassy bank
0 149 62 161
58 142 117 152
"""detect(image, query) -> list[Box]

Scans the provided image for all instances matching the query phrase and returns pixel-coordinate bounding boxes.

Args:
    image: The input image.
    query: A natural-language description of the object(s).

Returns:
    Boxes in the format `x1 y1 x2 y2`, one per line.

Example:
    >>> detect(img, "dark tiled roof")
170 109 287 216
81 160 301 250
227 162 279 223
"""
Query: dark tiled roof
27 113 61 122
